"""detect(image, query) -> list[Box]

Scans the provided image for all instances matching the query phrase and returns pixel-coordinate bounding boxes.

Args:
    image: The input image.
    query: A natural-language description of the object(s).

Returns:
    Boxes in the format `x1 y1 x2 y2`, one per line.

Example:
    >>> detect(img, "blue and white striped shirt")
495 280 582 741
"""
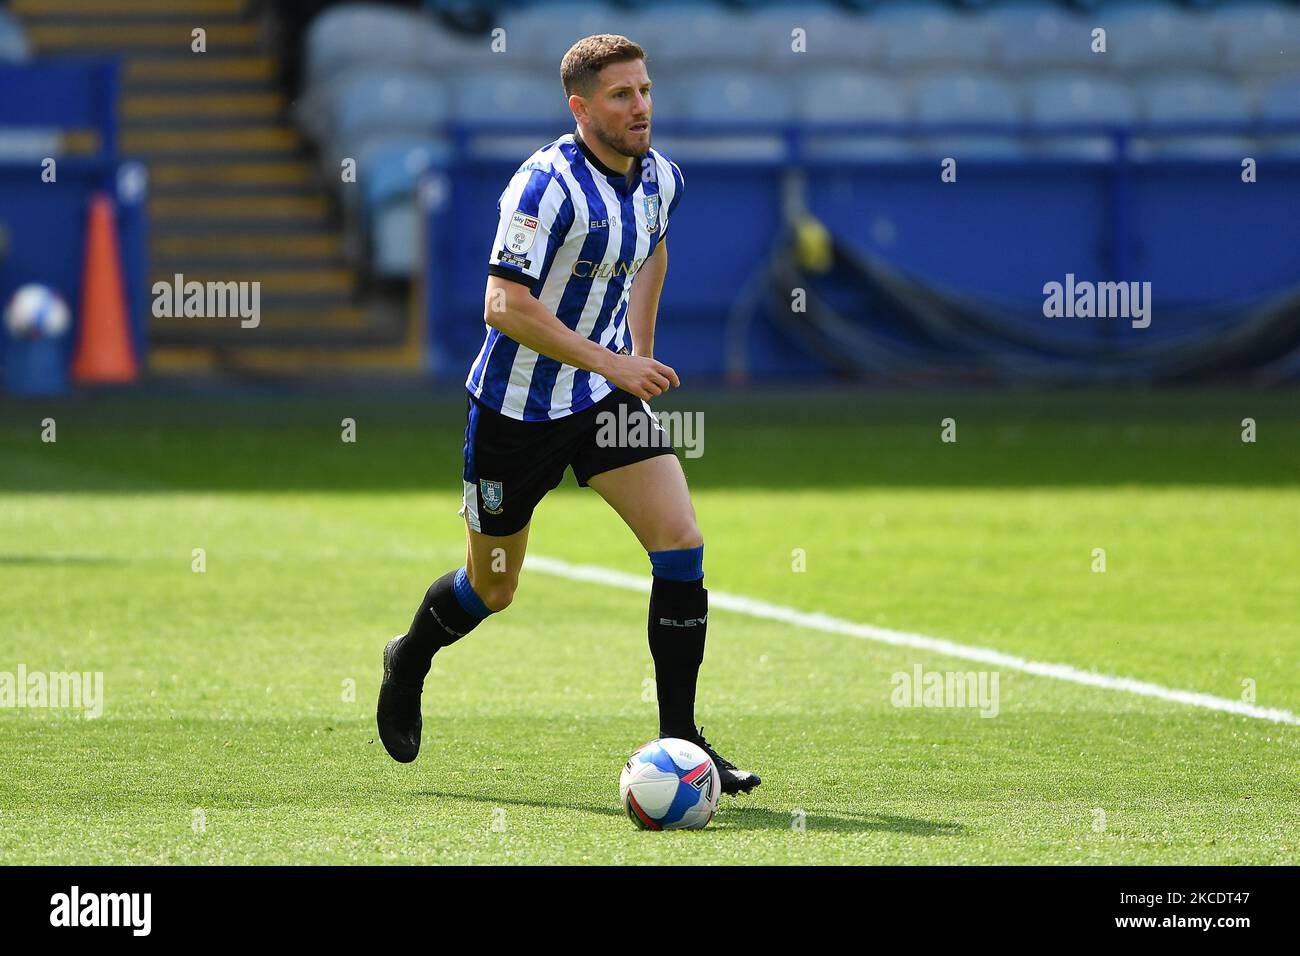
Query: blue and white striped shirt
467 132 684 421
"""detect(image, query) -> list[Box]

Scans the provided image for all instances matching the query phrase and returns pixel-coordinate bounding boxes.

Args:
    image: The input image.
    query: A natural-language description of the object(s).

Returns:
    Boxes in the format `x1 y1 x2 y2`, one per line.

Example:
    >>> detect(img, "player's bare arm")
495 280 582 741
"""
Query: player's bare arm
484 275 679 399
626 238 667 359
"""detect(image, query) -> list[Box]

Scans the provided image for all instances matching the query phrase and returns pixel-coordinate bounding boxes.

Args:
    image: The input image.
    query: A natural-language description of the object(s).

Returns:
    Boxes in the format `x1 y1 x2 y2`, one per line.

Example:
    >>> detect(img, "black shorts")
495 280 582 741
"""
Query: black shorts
460 387 678 536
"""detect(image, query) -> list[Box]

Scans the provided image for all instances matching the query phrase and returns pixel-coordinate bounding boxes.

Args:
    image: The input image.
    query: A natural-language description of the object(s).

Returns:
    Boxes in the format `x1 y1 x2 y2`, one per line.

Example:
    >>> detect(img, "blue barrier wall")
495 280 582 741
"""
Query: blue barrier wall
0 59 148 373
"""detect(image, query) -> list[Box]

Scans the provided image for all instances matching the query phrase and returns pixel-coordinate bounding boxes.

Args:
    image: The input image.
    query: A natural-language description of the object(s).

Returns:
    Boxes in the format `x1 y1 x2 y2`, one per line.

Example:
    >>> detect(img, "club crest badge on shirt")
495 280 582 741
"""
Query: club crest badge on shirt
480 479 504 514
506 211 539 254
642 195 660 233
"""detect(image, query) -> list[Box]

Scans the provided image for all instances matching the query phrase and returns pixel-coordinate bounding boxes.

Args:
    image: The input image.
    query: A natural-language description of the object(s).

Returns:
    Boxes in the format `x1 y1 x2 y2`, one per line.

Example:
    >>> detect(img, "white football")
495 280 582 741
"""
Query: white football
619 737 720 830
4 284 70 339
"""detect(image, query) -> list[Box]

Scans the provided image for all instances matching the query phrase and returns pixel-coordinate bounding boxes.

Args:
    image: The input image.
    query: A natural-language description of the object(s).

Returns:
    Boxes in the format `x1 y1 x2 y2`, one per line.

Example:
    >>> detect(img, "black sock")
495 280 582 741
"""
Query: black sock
648 576 707 738
395 570 484 679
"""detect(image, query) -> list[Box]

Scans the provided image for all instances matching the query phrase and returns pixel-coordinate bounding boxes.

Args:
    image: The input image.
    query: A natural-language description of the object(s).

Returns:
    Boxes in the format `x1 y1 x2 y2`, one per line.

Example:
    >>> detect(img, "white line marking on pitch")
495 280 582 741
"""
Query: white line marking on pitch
527 555 1299 727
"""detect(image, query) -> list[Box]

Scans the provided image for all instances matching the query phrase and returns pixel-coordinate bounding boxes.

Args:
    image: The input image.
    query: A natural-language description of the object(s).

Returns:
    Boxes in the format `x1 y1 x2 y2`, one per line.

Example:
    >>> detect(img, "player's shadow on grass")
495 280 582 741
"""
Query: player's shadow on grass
416 790 963 835
714 807 965 836
417 789 625 818
0 554 125 566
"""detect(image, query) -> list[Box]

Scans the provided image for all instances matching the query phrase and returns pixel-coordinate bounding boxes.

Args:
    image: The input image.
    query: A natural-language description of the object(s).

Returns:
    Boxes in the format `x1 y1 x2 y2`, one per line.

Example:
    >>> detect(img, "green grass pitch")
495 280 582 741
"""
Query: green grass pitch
0 387 1296 864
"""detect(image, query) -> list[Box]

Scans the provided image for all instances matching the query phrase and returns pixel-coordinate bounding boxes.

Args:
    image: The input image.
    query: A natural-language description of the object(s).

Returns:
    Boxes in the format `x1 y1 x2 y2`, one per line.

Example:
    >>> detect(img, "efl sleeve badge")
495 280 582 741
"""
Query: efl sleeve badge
506 211 539 254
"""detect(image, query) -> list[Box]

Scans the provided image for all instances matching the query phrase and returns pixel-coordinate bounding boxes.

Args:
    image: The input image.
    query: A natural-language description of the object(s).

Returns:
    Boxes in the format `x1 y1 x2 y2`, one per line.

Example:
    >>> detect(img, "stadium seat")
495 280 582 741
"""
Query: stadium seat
0 130 62 161
1104 6 1219 71
1026 73 1139 159
796 71 915 161
912 71 1023 159
646 9 766 65
672 69 794 162
1254 75 1300 155
1218 4 1300 73
358 136 453 279
449 70 572 159
909 133 1029 160
874 5 996 68
1029 74 1138 124
321 133 438 277
451 71 572 124
302 4 439 88
797 71 907 123
372 201 422 278
1258 75 1300 122
1136 72 1253 158
359 137 453 214
496 3 631 66
914 72 1021 124
1141 72 1251 123
750 7 886 71
0 11 30 62
331 71 450 145
682 70 795 123
987 6 1098 70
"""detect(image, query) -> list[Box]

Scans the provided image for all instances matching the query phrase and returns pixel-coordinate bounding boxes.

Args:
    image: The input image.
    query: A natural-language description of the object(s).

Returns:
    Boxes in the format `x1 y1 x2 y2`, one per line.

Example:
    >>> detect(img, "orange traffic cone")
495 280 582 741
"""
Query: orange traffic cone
72 192 138 383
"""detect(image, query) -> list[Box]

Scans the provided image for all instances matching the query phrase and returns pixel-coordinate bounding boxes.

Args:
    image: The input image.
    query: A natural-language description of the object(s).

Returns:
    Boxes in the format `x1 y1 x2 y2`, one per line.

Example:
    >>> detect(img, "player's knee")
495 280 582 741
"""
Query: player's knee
467 569 517 612
663 525 703 553
478 583 516 612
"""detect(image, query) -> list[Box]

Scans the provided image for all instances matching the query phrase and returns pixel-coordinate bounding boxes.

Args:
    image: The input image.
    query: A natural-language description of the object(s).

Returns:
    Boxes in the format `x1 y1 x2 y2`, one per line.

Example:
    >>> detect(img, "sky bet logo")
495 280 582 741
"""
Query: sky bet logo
49 886 152 936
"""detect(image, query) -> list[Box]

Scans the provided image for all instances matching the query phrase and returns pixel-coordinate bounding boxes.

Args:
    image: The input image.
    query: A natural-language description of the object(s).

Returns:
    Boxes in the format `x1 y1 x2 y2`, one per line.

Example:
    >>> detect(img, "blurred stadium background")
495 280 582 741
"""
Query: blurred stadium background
2 0 1299 389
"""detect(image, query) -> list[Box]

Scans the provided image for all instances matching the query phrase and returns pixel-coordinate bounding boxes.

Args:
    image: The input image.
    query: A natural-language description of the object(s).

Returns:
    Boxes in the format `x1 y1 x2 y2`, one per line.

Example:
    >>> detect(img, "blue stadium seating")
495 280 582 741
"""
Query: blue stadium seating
450 71 572 124
682 70 796 123
288 0 1300 284
1029 74 1138 124
987 5 1097 69
875 6 997 67
1136 72 1255 156
1106 6 1221 70
799 71 909 123
1218 4 1300 73
332 71 451 145
302 4 439 88
1027 73 1139 158
752 8 885 71
1259 75 1300 120
914 72 1022 123
497 3 633 65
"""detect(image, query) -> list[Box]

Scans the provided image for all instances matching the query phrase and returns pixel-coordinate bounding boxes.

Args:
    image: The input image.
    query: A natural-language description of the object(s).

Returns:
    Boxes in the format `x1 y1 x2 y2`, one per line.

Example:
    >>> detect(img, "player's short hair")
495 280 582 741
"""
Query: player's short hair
560 34 646 98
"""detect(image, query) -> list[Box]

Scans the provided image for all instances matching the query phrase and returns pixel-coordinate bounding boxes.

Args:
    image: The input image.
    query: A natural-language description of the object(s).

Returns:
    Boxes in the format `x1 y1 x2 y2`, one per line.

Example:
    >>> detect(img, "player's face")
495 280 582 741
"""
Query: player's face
582 59 652 158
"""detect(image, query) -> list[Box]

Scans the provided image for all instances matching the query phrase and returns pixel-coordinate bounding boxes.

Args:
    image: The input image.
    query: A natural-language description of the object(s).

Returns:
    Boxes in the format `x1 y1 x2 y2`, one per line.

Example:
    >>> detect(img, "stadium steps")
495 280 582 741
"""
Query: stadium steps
126 56 278 89
123 93 288 122
150 160 316 188
11 0 421 369
10 0 245 15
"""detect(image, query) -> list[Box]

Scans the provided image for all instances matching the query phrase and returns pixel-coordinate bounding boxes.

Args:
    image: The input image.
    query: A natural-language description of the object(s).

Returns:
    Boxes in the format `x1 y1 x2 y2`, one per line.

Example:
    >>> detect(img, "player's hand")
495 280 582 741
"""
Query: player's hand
607 355 680 400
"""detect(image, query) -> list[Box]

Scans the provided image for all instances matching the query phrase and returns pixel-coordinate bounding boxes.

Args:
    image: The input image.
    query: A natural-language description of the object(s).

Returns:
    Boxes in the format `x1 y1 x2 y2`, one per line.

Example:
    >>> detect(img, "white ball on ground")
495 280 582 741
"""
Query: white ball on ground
4 284 70 339
619 737 721 830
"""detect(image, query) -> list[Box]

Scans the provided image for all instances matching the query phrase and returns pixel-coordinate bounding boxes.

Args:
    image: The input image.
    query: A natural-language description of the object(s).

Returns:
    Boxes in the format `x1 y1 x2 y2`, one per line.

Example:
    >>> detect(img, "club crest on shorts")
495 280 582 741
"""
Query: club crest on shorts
479 479 504 514
506 211 538 254
642 194 660 233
